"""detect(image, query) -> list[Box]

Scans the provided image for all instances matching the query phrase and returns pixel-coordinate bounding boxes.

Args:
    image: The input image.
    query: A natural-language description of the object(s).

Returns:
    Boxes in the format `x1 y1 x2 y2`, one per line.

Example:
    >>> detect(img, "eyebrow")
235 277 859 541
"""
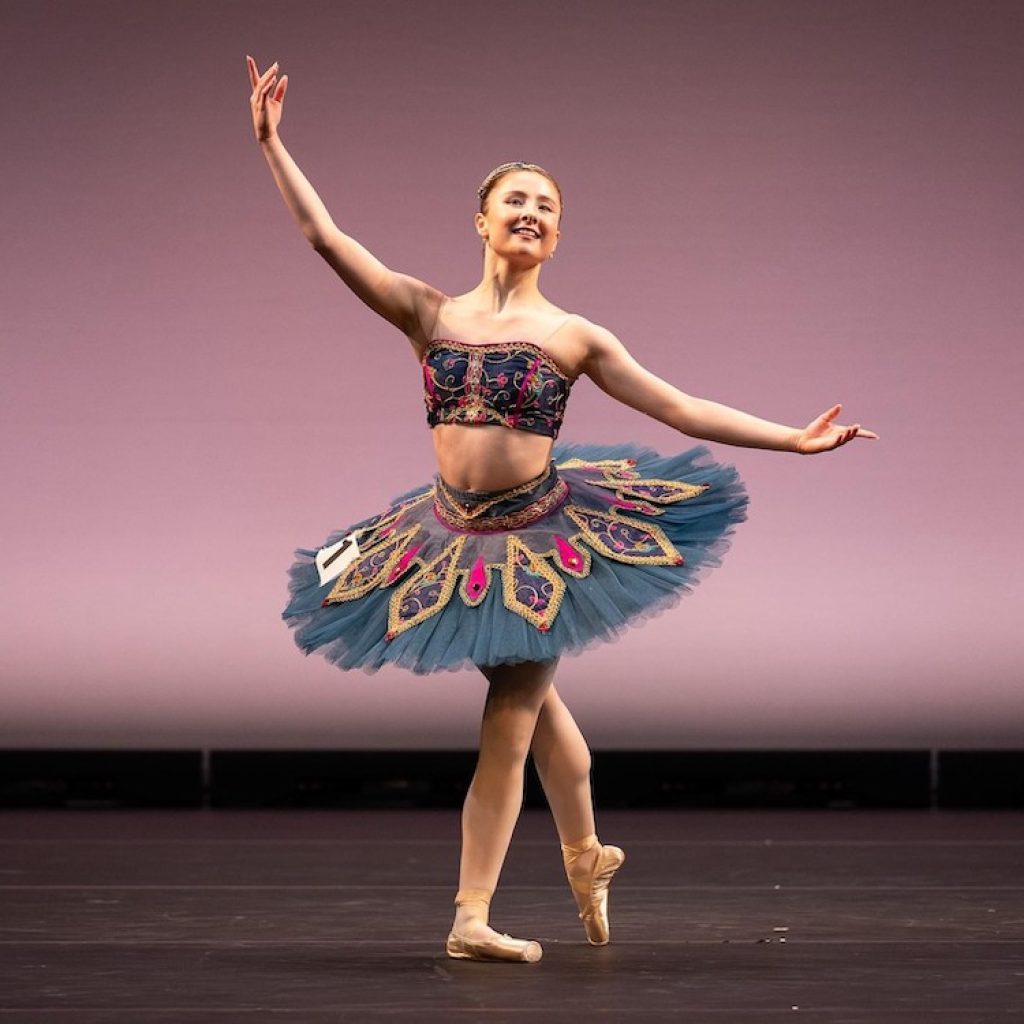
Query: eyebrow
502 188 559 207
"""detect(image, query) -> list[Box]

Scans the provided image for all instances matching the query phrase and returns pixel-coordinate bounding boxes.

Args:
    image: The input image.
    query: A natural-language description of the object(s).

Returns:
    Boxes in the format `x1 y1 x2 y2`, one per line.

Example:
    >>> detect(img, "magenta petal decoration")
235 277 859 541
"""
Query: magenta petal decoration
386 543 421 584
467 556 487 596
554 534 584 571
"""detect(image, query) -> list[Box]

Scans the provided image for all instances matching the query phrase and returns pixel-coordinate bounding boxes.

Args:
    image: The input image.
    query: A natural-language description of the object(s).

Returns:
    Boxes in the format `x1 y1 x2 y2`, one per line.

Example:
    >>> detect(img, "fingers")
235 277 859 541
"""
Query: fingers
840 424 879 444
804 415 879 453
823 422 856 450
838 423 881 446
246 55 272 90
809 404 841 431
260 64 279 98
247 57 280 102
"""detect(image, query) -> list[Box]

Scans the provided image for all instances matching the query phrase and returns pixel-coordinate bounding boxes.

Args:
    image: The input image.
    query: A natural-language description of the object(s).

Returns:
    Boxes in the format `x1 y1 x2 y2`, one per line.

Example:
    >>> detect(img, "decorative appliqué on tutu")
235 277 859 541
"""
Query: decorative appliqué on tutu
320 455 705 638
282 441 749 675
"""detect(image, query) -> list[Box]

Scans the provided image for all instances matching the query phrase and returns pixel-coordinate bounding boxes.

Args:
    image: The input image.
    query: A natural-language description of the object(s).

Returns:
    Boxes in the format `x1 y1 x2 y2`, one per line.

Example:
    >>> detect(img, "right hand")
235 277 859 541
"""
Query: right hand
246 55 288 143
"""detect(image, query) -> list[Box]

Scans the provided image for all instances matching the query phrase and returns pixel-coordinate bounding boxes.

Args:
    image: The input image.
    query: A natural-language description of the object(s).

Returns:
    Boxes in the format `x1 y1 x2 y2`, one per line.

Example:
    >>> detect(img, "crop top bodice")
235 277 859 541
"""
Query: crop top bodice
422 338 575 439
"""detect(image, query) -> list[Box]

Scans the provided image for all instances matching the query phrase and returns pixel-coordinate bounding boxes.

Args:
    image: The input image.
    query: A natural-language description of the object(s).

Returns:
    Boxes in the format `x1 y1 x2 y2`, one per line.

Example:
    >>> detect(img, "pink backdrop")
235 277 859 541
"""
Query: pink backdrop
3 0 1021 748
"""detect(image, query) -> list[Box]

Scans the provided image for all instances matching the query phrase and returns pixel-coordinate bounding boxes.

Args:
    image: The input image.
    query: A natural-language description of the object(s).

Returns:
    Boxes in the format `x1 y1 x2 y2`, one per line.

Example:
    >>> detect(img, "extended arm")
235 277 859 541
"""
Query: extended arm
581 323 878 454
247 56 431 336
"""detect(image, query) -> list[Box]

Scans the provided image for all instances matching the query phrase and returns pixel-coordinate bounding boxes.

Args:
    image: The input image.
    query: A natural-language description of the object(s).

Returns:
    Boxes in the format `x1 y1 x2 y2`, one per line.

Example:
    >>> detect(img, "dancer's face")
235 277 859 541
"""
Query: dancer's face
476 170 561 263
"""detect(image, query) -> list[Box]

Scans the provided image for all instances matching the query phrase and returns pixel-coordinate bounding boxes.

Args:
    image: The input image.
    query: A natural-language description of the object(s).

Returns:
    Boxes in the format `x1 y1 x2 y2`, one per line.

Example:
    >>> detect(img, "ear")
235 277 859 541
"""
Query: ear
473 211 488 242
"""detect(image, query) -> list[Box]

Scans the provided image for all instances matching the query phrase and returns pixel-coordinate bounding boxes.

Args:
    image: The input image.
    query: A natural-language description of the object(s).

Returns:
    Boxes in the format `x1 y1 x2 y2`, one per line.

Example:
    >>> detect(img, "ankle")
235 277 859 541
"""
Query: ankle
453 887 493 933
561 833 600 875
561 833 599 857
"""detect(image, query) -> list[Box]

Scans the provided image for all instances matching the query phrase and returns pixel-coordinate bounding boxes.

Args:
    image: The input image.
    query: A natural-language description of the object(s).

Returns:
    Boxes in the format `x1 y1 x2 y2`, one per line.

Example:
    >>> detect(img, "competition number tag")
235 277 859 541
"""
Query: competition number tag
315 532 362 586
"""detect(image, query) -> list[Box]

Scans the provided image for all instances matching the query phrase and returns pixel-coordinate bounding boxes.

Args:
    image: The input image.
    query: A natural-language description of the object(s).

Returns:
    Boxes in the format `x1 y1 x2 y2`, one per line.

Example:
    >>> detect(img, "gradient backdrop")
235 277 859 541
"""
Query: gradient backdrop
3 0 1021 749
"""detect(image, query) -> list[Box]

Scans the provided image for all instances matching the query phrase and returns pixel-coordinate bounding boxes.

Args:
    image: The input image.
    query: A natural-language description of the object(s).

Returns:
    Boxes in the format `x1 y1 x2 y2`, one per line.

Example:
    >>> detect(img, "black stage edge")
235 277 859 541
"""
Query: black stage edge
0 750 202 808
2 749 1022 809
938 749 1024 807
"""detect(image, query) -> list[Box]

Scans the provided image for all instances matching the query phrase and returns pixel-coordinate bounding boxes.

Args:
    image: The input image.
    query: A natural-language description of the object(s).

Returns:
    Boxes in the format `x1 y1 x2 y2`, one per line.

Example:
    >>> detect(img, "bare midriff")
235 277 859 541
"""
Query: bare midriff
430 422 554 492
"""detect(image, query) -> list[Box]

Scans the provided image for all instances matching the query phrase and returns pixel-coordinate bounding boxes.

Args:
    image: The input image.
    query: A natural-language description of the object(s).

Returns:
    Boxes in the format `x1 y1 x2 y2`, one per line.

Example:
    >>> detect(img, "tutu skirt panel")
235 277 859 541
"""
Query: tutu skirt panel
282 441 749 675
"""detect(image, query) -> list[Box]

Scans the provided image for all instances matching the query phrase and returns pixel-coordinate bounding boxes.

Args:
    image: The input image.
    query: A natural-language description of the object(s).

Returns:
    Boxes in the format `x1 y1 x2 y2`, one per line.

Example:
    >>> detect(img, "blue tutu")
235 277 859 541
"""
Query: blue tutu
282 441 748 675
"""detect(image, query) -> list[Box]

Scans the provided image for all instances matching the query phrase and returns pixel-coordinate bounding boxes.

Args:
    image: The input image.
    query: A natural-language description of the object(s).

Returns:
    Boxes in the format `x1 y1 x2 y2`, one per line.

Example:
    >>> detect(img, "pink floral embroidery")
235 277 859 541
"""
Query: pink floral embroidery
422 340 572 439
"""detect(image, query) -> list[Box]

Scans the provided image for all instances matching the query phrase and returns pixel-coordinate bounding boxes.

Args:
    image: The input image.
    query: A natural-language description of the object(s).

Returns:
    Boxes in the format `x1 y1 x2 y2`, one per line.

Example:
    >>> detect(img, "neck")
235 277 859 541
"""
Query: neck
472 254 545 313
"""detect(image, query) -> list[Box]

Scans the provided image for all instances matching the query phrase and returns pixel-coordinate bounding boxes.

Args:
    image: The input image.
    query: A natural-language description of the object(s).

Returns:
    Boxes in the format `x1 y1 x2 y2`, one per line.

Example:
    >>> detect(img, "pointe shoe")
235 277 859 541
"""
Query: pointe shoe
445 888 543 963
561 834 626 945
445 929 543 963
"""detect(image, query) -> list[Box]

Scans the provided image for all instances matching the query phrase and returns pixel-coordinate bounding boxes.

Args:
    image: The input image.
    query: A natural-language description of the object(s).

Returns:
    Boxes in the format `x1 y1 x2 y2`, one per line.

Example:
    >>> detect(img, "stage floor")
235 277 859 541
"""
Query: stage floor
2 808 1023 1021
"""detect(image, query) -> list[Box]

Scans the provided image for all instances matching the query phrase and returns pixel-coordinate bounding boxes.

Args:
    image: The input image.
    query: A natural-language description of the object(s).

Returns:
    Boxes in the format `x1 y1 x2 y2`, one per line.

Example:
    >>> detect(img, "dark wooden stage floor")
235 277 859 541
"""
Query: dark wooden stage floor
2 808 1023 1022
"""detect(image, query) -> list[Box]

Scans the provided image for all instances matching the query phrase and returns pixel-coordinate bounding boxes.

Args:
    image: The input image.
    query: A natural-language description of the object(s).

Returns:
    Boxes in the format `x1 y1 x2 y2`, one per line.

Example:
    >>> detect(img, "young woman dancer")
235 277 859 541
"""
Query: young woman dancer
247 56 878 963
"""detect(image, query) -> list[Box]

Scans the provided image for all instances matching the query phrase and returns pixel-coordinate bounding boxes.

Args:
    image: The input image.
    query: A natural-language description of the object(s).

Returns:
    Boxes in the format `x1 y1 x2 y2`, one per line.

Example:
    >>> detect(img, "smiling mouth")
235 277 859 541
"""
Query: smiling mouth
513 229 540 239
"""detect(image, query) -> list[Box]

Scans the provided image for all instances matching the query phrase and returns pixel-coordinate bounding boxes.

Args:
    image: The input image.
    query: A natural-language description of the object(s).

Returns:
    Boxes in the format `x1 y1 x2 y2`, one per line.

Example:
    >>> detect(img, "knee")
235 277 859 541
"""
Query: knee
480 701 546 767
481 729 534 767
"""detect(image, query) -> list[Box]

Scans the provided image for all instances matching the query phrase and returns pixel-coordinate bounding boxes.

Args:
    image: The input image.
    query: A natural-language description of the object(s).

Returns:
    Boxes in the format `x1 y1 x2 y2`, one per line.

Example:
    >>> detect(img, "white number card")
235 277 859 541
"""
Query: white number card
315 532 362 586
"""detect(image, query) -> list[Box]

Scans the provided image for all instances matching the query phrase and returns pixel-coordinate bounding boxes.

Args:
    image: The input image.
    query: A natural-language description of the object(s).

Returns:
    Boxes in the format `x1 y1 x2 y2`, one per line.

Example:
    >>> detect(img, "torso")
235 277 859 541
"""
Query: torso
411 293 590 491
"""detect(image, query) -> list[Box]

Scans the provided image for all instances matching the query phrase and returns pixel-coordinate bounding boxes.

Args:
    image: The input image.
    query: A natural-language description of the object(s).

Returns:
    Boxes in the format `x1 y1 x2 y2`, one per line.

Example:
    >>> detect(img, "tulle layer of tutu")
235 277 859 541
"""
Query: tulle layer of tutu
282 441 749 675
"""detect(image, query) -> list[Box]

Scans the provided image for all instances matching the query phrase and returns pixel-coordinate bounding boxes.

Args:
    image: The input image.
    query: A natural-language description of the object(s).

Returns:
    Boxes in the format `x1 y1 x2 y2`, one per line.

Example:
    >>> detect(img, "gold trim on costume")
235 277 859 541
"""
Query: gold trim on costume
555 457 638 473
434 478 569 533
435 463 553 520
425 337 575 383
385 535 468 639
357 491 434 548
323 524 423 604
502 535 566 631
563 504 684 566
339 458 707 644
586 475 709 504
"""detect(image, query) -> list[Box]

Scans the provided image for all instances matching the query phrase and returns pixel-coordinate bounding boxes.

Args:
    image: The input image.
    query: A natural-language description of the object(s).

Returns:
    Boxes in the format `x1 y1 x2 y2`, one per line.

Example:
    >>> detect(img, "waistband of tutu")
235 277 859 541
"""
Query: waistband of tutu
433 460 569 533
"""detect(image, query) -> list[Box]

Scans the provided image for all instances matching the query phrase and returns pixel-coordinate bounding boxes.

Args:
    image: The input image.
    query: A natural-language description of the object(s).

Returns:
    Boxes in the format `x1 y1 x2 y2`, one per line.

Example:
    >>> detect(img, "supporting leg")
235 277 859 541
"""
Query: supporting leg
448 658 557 959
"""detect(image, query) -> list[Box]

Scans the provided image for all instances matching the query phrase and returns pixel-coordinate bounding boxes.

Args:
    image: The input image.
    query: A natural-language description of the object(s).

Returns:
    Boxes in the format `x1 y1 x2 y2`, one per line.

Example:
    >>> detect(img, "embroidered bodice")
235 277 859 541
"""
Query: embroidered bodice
422 339 575 439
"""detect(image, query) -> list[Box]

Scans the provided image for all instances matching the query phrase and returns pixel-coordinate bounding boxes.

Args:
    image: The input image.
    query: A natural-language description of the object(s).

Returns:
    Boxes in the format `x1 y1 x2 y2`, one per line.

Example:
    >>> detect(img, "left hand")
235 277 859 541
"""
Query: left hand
795 404 879 454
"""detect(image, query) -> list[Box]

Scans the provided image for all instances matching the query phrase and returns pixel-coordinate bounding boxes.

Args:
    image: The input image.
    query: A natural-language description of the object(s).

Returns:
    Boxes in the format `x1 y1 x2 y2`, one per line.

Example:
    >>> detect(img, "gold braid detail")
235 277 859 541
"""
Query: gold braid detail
434 478 569 533
435 462 554 520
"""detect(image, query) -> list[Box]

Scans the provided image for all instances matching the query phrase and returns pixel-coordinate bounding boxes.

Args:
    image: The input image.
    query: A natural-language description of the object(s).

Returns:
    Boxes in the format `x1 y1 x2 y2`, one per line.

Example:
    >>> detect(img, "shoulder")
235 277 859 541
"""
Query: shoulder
529 313 626 383
558 312 621 346
559 315 632 374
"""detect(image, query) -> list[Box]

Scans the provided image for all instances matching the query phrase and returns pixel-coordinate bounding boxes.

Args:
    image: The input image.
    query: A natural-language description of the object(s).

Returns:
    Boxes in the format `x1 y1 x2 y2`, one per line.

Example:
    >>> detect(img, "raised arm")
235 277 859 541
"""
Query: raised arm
246 56 432 337
580 322 879 454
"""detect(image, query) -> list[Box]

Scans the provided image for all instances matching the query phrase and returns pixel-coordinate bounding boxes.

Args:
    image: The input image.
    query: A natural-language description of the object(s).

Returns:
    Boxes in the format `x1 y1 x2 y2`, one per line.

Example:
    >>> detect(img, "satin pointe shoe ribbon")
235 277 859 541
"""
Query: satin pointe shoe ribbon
561 834 626 945
445 888 543 963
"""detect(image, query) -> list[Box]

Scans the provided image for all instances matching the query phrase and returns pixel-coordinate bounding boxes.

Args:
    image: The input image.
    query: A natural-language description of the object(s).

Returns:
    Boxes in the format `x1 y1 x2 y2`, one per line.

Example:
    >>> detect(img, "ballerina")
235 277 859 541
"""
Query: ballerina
247 55 878 963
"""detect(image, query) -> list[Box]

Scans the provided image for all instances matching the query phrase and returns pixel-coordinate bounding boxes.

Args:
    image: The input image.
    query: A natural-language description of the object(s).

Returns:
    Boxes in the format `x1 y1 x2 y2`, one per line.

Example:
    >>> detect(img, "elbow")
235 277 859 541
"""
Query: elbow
663 394 705 438
309 224 343 252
